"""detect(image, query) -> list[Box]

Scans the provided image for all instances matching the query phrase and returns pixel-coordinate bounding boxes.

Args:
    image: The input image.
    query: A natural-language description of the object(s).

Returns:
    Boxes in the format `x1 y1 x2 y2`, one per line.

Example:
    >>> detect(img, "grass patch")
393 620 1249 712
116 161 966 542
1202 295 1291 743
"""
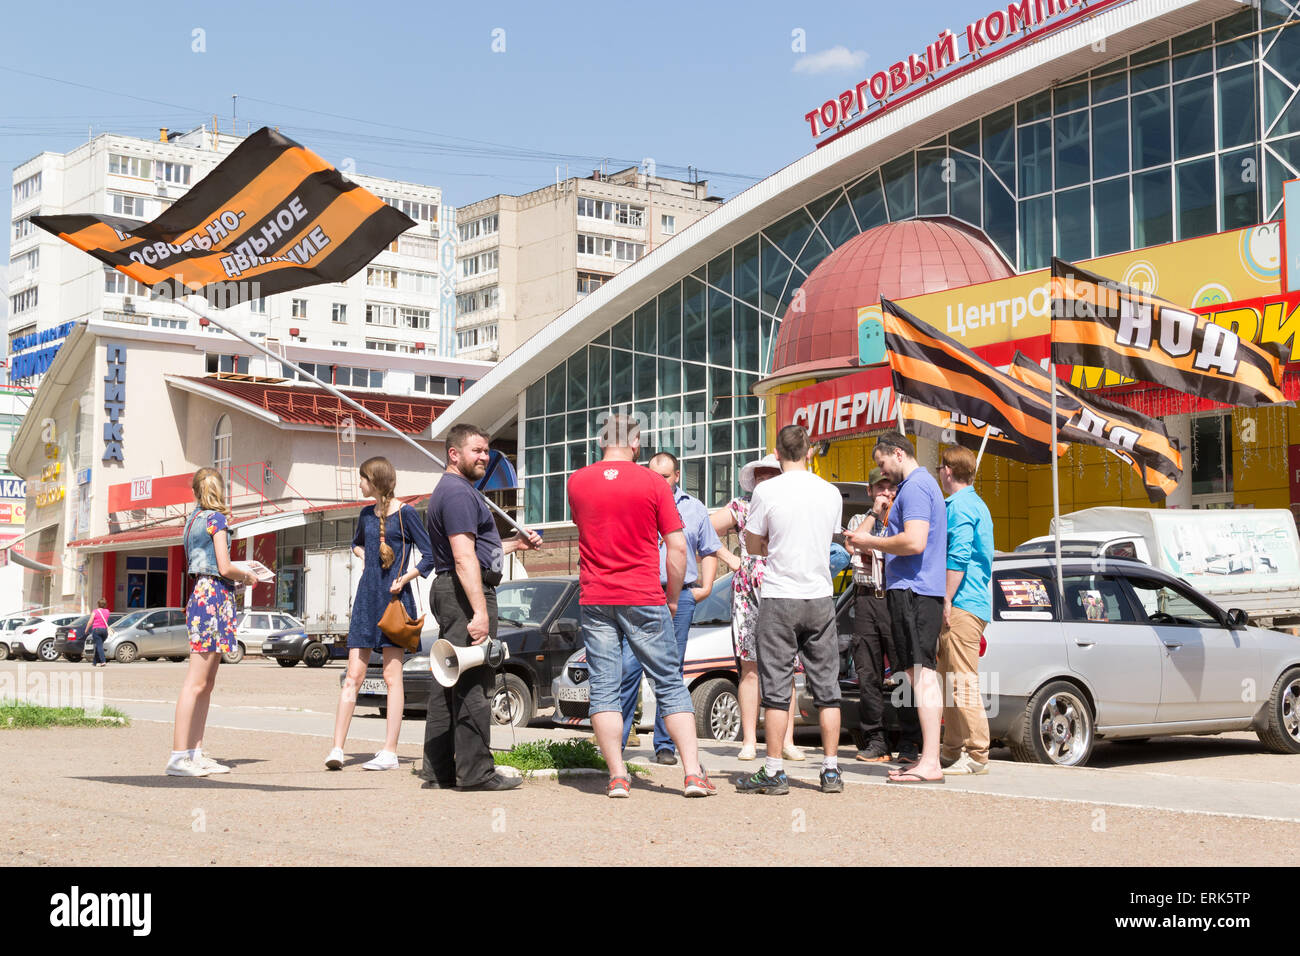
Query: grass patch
493 738 647 777
0 703 130 729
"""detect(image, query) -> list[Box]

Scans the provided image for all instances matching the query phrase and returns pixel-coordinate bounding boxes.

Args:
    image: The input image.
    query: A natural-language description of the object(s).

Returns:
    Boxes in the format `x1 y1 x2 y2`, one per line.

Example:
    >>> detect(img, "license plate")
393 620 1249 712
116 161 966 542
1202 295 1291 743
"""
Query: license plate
360 678 387 695
261 643 274 652
558 686 589 702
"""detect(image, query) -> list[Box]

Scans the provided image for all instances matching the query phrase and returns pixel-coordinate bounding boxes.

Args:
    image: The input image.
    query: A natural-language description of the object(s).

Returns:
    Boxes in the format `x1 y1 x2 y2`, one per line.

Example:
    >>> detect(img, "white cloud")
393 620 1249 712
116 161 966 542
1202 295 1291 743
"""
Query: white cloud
793 46 868 75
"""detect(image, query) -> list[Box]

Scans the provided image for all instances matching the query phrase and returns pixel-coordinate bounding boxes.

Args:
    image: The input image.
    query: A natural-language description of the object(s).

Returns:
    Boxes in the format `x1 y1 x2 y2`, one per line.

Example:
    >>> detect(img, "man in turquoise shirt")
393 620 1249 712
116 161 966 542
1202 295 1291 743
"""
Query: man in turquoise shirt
937 445 994 775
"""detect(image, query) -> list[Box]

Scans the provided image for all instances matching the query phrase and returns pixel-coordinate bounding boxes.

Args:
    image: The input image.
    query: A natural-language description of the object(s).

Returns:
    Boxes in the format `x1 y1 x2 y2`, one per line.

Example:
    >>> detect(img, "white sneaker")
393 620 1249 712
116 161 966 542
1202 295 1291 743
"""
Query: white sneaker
195 753 230 774
165 756 211 777
361 750 398 771
325 747 345 770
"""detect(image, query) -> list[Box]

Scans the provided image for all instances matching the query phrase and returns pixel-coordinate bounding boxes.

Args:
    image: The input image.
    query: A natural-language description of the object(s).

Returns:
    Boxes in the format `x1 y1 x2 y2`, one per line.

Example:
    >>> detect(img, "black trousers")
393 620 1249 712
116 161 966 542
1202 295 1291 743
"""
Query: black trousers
853 590 921 754
422 575 497 788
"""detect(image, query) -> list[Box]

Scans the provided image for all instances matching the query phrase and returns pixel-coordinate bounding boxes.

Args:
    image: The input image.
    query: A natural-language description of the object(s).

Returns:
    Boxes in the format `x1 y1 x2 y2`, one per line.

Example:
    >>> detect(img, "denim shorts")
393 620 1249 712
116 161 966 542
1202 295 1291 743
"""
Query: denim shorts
581 604 694 719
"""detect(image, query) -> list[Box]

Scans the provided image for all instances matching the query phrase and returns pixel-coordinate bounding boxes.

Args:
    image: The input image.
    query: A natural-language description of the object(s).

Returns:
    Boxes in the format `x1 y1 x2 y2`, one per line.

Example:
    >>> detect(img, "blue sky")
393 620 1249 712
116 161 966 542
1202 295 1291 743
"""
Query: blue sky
2 0 988 268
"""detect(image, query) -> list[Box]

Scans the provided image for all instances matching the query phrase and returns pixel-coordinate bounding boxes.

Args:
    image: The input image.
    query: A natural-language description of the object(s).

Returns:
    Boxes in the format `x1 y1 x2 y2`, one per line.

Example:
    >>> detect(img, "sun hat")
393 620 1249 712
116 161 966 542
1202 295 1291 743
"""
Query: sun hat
739 453 782 493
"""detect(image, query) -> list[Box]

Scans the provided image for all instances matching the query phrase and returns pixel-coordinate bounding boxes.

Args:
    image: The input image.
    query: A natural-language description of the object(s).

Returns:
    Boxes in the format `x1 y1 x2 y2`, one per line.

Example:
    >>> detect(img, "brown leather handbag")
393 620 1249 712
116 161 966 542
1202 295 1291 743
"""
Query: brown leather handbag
376 506 424 651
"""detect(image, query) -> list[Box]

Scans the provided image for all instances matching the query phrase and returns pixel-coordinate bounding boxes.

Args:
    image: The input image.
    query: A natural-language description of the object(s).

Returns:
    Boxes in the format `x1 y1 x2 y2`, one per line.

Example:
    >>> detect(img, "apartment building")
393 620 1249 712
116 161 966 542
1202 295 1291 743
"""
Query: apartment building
8 126 459 386
454 166 721 361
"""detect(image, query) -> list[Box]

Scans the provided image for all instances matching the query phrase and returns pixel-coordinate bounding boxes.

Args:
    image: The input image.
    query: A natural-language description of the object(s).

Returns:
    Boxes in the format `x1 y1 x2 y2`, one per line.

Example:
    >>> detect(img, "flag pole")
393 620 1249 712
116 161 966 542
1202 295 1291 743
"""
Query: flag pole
974 423 992 475
175 295 529 536
1049 360 1064 603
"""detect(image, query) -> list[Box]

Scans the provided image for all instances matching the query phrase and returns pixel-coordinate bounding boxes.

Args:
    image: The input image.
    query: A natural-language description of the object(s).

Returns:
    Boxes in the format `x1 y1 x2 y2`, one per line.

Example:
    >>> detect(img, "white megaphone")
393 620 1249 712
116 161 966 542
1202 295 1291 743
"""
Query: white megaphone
429 638 509 687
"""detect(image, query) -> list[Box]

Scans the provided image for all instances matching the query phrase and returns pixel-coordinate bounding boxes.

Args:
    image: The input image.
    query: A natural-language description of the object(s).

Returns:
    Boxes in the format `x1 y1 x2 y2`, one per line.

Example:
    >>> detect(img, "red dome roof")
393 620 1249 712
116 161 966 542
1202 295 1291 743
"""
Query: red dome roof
769 218 1015 379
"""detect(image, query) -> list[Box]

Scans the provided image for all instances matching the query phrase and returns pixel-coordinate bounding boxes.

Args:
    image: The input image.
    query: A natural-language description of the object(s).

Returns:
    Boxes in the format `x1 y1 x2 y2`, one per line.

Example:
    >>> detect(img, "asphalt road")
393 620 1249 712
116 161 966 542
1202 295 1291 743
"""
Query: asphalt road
2 657 1299 866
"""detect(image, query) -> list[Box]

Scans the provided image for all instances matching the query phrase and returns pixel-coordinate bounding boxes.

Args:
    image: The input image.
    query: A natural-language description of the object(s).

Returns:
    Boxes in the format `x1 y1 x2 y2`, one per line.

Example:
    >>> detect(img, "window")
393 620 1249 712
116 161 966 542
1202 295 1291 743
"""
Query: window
1191 413 1233 495
382 197 437 222
12 216 36 241
206 354 249 374
457 328 480 350
12 172 41 204
577 271 609 295
111 193 148 217
578 198 645 226
10 248 39 278
396 234 437 258
212 414 233 485
456 286 499 315
577 234 644 261
1061 575 1139 623
10 288 37 314
104 269 150 297
291 298 308 319
151 317 186 329
399 270 437 294
366 267 398 289
661 214 676 234
109 154 152 178
365 304 397 326
460 250 498 278
331 339 348 347
331 303 347 323
415 375 462 396
1126 577 1222 626
458 214 499 241
159 161 191 185
365 339 398 352
402 307 431 330
481 323 497 343
248 297 267 315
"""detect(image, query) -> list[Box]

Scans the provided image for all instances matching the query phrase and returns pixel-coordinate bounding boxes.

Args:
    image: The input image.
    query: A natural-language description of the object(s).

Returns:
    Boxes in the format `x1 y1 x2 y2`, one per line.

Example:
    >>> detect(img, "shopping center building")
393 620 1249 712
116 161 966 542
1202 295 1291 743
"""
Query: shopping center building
438 0 1300 555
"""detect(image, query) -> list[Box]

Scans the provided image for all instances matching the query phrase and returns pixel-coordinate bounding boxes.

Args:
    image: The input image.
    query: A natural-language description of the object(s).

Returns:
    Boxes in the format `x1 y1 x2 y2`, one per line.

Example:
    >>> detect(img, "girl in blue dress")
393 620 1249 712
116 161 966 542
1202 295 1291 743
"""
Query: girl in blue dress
328 456 434 771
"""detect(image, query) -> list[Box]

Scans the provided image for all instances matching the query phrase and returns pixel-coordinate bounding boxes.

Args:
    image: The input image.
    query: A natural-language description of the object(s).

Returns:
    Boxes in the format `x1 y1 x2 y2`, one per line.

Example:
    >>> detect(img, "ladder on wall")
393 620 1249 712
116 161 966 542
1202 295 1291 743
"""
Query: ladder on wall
335 410 357 503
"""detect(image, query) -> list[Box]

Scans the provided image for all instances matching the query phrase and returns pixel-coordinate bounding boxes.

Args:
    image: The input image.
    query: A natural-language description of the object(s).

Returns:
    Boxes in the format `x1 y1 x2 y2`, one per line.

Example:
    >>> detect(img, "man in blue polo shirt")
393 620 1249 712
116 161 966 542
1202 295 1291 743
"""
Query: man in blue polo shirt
936 444 994 775
619 451 723 764
847 430 947 785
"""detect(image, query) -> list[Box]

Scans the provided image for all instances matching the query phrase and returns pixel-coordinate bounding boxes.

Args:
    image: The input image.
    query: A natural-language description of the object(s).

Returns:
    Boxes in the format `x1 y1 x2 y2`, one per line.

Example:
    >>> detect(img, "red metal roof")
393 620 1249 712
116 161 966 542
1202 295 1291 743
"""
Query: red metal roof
770 218 1015 379
177 377 452 433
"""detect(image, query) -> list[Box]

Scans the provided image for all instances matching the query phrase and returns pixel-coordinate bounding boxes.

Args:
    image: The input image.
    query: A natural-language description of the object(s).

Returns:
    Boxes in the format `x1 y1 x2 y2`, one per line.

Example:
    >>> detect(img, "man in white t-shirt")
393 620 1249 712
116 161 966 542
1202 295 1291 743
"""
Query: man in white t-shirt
736 424 845 795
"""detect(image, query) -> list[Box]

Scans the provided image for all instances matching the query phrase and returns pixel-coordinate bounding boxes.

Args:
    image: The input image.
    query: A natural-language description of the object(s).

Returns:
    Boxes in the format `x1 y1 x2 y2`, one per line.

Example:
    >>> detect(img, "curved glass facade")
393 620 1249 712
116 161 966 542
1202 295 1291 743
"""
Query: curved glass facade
523 2 1300 524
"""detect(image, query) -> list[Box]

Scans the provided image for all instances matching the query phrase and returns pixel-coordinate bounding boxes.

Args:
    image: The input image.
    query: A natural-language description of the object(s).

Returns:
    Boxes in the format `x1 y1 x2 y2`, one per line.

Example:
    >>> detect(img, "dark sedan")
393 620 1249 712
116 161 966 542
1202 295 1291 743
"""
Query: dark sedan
262 625 337 668
353 576 582 726
56 613 126 662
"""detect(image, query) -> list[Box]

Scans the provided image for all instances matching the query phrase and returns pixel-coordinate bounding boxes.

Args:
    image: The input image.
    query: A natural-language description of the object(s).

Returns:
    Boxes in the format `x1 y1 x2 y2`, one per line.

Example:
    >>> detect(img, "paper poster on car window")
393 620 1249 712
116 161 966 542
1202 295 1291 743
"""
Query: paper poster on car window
999 578 1052 608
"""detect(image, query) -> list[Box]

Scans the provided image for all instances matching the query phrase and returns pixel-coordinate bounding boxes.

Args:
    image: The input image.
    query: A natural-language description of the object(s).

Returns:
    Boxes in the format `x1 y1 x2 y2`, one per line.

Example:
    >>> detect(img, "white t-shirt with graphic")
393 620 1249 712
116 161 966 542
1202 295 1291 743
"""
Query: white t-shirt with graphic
745 469 841 600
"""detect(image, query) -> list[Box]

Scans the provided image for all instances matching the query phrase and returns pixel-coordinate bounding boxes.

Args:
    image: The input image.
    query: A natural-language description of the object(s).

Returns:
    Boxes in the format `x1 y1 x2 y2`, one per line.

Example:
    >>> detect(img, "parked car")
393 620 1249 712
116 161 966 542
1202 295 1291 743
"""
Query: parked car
94 607 248 664
977 555 1300 765
257 614 335 668
236 610 307 661
0 616 36 661
57 612 127 662
12 614 82 661
351 575 580 725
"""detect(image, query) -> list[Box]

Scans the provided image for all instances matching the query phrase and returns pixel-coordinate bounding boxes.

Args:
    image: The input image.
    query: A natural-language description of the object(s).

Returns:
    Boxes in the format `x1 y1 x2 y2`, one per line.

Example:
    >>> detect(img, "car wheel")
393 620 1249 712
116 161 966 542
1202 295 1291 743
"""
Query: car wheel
277 659 298 668
222 643 245 665
168 656 187 662
115 642 139 664
690 677 741 742
0 643 8 661
491 673 533 727
1256 666 1300 755
37 639 59 663
1009 680 1095 767
303 643 328 668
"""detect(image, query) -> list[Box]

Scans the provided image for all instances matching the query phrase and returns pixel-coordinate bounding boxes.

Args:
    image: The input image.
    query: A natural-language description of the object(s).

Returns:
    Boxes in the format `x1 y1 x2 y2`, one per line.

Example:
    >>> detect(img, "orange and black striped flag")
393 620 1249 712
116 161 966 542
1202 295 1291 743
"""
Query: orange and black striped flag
881 298 1068 464
1050 258 1288 407
1009 352 1183 501
33 127 415 306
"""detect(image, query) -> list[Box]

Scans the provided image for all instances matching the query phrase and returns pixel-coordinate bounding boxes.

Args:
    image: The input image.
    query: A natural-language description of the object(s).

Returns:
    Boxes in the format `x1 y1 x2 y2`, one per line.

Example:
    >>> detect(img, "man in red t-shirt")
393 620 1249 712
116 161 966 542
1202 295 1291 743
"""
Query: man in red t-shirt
568 412 715 799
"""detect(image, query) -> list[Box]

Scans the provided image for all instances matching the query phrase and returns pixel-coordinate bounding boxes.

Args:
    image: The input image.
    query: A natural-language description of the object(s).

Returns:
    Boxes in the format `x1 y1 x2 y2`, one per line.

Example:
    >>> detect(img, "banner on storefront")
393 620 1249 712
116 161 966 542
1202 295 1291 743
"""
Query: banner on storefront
1008 352 1182 501
1051 258 1289 408
33 127 415 307
107 473 195 513
776 365 898 442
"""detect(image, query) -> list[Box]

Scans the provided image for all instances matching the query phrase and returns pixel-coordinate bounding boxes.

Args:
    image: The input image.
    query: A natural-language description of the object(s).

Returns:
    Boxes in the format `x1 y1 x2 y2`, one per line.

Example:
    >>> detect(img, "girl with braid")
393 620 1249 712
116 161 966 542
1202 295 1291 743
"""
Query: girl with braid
327 457 434 771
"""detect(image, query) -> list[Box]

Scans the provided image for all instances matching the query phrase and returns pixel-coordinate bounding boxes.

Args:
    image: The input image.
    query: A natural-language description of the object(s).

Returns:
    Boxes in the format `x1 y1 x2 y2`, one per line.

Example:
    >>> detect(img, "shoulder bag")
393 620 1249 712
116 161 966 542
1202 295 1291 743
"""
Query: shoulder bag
377 505 424 651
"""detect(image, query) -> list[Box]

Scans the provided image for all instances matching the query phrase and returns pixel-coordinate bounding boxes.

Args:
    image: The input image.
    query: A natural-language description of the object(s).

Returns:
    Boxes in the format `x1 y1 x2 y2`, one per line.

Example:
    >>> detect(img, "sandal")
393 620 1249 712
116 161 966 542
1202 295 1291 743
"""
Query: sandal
607 775 631 798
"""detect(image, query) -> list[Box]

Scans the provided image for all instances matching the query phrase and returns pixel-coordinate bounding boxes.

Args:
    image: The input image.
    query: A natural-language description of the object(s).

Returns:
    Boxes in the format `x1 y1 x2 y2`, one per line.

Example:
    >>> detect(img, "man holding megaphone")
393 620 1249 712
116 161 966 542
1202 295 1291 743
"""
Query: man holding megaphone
422 423 543 792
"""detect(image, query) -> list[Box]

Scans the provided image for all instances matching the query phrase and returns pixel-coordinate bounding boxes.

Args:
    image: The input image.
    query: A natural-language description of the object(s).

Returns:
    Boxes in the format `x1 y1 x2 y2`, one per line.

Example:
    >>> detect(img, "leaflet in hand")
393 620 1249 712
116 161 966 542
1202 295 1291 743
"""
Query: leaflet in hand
232 559 274 583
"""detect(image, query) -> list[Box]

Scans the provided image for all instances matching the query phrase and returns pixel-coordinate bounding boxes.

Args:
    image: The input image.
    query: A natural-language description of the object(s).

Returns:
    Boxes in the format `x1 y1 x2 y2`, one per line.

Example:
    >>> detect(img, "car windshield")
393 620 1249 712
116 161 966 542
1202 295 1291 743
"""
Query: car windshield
111 610 150 631
494 581 570 627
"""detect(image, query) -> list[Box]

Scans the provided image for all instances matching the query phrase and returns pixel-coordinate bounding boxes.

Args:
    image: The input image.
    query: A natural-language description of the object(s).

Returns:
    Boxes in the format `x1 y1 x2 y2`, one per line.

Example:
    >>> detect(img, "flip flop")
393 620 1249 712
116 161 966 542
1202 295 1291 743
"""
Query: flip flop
886 771 945 785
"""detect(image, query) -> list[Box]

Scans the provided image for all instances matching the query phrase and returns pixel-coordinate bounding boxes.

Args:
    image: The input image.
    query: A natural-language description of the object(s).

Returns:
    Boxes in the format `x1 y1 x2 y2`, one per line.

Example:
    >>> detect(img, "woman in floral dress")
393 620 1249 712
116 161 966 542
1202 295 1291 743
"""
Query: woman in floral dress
711 454 804 762
167 467 257 777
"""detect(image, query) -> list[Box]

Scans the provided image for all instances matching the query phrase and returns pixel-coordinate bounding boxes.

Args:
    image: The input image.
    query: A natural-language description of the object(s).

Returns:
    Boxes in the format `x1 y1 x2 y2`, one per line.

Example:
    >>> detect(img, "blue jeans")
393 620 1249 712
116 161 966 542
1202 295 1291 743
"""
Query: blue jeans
581 603 693 726
620 589 695 752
